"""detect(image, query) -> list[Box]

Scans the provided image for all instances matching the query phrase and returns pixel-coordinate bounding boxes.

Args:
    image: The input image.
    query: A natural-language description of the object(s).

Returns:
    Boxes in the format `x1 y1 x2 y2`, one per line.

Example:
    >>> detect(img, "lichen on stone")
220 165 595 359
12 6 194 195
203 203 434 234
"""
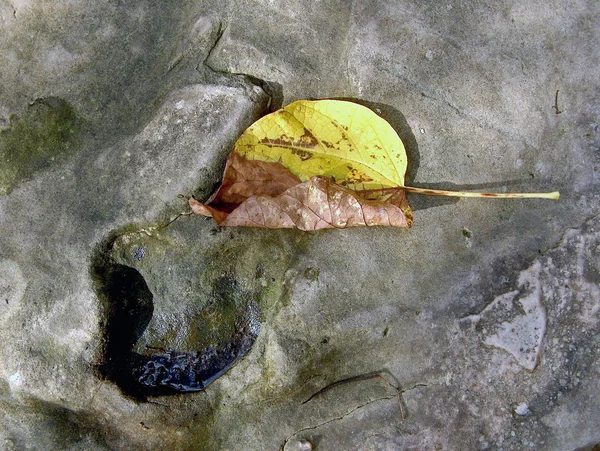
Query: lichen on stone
0 97 79 195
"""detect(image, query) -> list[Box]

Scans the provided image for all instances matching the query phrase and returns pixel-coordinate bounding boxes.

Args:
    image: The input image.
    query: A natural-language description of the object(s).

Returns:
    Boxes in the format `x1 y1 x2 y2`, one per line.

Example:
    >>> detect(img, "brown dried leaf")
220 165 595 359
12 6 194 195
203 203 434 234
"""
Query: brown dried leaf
190 153 301 223
210 152 301 207
190 154 412 230
222 177 412 230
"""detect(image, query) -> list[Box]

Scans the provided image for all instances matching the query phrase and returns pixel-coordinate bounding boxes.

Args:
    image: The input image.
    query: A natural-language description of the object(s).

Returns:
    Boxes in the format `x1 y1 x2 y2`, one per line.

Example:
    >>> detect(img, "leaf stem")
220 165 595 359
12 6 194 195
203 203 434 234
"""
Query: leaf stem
358 186 560 200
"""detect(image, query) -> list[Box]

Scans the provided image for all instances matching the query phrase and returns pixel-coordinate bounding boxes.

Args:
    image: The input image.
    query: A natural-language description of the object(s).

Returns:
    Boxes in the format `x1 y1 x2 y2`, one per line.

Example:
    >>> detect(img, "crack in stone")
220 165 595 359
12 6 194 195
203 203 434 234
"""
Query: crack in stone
168 17 225 74
280 380 428 450
230 374 324 410
202 21 226 74
200 20 281 112
280 394 398 451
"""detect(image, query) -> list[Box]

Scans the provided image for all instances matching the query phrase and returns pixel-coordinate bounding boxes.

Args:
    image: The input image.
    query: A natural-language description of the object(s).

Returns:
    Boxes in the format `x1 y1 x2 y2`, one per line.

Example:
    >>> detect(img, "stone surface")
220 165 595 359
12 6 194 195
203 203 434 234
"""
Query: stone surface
1 0 599 450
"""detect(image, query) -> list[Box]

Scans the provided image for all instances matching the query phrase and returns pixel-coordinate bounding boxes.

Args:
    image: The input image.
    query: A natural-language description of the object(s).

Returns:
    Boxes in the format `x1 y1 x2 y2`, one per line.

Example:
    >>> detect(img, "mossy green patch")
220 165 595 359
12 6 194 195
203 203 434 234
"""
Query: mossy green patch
0 97 79 195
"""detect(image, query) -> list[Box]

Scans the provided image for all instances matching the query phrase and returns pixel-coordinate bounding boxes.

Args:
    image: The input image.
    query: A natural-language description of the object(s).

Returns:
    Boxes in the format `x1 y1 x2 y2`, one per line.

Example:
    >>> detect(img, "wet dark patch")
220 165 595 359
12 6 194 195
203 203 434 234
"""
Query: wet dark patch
90 230 263 399
88 219 296 400
135 305 258 394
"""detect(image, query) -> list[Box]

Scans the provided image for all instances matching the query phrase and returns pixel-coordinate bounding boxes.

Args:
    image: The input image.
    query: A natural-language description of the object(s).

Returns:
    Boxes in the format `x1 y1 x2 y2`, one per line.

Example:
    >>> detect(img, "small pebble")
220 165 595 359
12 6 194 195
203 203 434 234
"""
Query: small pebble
297 440 312 451
515 403 530 416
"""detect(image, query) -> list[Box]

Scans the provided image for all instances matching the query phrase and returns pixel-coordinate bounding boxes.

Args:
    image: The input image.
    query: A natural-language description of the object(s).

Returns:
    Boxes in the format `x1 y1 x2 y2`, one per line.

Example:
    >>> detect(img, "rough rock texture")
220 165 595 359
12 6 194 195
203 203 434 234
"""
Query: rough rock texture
1 1 599 450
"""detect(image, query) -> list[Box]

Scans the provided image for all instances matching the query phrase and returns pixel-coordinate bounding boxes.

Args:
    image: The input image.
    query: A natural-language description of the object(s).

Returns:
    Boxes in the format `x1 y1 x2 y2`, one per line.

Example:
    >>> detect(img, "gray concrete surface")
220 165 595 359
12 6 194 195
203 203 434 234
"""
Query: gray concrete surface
1 0 598 450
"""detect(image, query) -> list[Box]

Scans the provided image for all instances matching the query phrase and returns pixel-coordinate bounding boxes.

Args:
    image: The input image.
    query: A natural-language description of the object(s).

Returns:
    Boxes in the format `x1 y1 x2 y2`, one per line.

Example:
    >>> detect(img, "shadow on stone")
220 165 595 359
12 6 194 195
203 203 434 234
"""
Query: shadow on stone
247 77 284 113
90 220 291 399
90 231 259 398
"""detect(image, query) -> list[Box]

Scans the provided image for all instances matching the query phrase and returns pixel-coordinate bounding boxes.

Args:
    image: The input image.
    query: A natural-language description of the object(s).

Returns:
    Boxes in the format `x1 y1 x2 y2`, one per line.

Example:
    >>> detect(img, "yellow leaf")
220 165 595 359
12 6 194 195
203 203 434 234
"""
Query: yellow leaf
234 99 407 191
190 99 559 231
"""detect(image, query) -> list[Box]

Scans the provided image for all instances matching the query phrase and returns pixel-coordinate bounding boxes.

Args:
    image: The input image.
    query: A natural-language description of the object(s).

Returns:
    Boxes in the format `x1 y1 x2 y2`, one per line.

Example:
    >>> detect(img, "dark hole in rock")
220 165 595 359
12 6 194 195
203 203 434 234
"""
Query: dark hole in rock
90 219 290 399
91 251 260 398
97 263 154 397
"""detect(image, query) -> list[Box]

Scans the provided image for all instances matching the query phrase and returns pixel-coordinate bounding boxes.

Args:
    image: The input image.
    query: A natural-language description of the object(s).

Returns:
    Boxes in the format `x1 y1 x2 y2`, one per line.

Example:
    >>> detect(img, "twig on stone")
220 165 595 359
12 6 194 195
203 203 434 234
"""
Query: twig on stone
553 89 563 114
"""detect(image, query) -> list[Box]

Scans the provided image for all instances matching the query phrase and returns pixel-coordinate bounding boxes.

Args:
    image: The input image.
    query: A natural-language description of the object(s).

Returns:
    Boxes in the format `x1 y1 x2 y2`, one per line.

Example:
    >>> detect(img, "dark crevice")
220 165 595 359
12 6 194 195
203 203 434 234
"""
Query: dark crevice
89 228 261 400
90 229 153 399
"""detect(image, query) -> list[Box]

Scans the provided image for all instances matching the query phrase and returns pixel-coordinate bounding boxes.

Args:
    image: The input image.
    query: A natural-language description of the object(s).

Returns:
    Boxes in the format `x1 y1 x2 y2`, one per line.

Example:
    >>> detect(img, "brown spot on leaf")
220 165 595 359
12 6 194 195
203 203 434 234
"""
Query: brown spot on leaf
299 130 318 146
261 136 293 147
347 168 374 184
291 149 314 161
261 133 317 151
